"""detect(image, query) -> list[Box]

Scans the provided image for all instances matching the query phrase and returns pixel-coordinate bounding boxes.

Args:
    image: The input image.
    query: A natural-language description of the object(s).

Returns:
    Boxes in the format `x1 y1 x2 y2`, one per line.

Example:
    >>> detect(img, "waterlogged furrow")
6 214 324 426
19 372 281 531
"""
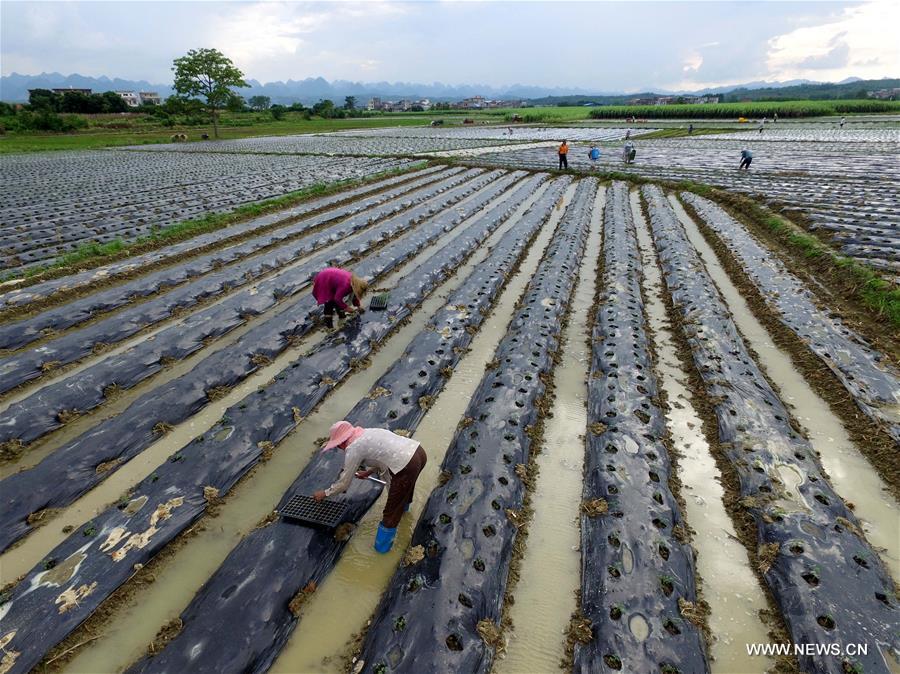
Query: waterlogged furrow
575 183 708 673
0 170 512 552
0 166 452 351
0 168 482 398
356 179 596 674
680 192 900 445
0 169 501 458
0 163 436 311
642 185 899 674
0 173 549 674
125 174 568 674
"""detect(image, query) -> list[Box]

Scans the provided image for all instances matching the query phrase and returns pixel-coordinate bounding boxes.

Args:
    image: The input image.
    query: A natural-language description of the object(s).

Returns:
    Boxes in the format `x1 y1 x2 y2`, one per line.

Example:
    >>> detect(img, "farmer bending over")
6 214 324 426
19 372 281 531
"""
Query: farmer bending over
314 420 427 553
312 267 368 329
739 148 753 170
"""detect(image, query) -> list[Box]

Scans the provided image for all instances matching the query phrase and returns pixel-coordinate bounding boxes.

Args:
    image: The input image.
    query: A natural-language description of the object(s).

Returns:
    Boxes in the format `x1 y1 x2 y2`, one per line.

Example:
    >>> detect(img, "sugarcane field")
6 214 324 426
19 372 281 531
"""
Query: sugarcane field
0 3 898 674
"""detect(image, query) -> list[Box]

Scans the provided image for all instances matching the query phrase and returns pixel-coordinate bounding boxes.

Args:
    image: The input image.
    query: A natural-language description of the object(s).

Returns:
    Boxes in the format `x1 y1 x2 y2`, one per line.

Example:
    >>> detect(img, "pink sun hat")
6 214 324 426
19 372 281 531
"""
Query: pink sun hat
321 420 364 451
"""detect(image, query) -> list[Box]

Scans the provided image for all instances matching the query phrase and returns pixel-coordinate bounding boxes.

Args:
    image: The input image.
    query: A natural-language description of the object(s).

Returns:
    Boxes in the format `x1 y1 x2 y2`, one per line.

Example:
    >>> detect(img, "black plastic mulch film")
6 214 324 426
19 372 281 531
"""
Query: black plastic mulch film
642 184 899 674
459 145 900 278
354 180 596 674
0 168 506 552
0 163 437 310
680 192 900 445
0 165 447 351
124 174 571 674
0 167 475 452
0 171 555 674
1 154 410 273
0 166 473 396
575 182 709 673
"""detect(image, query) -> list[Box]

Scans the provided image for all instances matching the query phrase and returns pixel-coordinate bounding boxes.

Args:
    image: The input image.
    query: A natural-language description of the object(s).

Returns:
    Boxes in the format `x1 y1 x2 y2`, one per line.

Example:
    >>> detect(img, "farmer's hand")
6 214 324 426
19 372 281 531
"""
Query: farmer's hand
313 490 327 502
355 469 372 480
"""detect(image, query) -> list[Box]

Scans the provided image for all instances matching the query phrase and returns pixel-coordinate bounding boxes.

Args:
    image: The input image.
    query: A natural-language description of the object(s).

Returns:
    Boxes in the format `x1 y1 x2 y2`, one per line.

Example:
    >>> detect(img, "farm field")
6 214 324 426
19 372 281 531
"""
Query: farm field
0 152 418 276
0 126 898 674
470 130 900 281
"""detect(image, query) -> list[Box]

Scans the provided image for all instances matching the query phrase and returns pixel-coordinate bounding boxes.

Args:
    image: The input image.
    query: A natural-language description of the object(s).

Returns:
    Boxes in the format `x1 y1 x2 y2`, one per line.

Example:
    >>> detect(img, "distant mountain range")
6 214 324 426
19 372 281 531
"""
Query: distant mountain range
1 72 895 105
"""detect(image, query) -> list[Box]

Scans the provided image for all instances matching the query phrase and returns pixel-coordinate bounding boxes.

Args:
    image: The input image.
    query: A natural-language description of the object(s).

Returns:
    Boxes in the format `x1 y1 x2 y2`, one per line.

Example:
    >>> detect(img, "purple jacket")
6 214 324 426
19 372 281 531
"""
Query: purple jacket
312 267 360 310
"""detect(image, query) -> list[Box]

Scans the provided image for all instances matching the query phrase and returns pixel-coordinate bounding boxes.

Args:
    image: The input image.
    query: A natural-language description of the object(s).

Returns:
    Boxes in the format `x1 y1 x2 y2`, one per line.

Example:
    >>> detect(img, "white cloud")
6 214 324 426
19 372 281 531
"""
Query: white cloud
767 1 899 80
683 52 703 73
208 2 410 81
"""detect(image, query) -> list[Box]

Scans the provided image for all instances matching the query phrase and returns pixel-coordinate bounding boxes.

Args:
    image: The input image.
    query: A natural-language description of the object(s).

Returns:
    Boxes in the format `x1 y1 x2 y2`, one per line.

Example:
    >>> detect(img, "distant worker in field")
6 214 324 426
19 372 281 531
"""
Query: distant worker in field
739 148 753 169
758 117 765 134
688 123 694 135
625 128 631 140
622 141 636 164
314 421 427 553
558 140 569 169
588 144 601 169
773 112 778 123
840 116 846 129
312 267 368 329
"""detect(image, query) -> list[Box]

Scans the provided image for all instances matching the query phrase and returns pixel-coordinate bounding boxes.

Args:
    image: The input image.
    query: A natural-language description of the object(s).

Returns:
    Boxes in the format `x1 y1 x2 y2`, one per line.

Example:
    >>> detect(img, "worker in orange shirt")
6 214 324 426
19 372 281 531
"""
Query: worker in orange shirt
558 140 569 170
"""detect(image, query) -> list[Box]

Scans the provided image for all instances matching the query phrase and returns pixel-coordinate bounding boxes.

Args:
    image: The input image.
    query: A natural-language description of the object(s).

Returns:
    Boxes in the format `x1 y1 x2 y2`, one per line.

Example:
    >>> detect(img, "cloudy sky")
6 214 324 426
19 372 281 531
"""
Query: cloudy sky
1 0 897 92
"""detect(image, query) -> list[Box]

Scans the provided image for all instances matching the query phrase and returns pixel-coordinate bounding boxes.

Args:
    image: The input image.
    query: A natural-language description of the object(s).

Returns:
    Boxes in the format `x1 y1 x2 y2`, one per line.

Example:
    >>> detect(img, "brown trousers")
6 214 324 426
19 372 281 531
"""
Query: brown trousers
382 445 427 527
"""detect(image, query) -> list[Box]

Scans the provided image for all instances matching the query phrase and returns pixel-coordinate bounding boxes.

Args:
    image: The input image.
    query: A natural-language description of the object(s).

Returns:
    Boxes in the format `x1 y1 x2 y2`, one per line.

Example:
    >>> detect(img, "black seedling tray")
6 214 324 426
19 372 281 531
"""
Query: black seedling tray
280 494 348 528
369 293 390 311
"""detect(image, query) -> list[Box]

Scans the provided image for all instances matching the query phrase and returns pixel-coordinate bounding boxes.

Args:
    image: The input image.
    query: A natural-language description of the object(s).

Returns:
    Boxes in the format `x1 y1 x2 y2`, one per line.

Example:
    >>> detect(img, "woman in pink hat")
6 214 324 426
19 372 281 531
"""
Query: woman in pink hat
311 267 369 329
314 420 427 553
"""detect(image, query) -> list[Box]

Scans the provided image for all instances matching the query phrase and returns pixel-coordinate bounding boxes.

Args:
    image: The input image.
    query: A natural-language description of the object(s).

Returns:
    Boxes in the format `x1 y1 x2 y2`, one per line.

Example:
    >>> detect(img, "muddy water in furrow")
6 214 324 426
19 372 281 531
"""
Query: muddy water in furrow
1 181 515 579
268 183 579 674
62 180 564 674
494 187 605 673
632 192 773 674
668 195 900 581
0 288 330 478
0 169 474 419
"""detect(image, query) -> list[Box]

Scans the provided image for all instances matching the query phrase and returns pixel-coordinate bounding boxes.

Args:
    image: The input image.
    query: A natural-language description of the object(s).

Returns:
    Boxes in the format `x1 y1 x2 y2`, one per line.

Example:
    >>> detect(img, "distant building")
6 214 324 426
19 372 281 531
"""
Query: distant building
645 94 720 106
457 96 486 109
687 95 720 104
868 88 899 100
115 91 141 107
139 92 161 105
367 97 432 112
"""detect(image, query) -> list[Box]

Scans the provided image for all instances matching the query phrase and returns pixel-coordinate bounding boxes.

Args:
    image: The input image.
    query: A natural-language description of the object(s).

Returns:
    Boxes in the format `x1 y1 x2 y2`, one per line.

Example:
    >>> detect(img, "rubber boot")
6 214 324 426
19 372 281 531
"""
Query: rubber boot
323 314 334 329
374 522 397 554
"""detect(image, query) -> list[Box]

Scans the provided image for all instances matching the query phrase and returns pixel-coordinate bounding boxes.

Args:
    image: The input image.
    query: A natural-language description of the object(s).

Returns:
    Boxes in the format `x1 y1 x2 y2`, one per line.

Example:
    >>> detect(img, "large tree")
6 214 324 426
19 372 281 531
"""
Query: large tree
172 48 247 138
248 95 271 111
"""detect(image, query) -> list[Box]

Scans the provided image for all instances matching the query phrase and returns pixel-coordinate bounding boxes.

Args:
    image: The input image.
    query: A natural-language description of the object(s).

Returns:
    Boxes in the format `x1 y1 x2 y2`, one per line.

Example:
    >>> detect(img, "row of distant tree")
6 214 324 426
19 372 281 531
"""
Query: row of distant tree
2 48 383 136
5 89 133 115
